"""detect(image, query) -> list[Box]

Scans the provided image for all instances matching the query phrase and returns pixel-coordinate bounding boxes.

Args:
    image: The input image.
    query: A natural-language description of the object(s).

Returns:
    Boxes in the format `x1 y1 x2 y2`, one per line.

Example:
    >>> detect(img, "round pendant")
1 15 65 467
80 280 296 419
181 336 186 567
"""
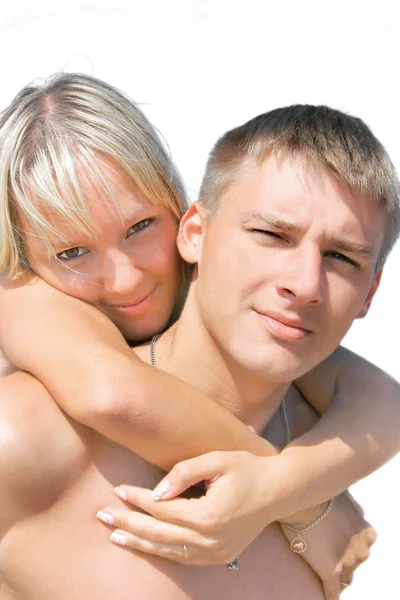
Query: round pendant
290 537 307 554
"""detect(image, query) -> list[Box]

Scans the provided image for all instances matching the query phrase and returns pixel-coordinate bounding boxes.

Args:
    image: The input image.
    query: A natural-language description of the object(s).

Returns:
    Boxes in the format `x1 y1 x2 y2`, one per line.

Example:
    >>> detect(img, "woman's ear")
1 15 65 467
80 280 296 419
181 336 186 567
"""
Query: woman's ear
177 202 207 264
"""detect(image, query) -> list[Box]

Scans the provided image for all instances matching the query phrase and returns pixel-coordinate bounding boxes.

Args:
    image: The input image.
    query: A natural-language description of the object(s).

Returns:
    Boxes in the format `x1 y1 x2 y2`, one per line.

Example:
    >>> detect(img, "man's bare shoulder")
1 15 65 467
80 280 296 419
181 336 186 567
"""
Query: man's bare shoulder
0 372 90 532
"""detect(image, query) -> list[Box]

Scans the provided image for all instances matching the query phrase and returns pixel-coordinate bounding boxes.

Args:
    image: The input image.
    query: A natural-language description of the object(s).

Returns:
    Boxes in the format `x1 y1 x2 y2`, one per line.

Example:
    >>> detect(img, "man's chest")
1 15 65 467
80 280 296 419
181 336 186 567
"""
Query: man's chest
261 385 320 450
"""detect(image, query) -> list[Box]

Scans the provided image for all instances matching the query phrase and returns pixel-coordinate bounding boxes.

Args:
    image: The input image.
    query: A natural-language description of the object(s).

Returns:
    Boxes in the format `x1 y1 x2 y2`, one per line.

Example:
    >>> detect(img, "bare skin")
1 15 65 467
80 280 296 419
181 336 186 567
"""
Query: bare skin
0 154 392 597
0 372 324 600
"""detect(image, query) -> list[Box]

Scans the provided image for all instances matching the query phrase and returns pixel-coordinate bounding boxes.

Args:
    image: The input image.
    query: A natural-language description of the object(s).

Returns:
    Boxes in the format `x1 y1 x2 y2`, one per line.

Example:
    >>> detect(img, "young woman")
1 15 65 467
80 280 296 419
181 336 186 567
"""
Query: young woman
0 73 398 596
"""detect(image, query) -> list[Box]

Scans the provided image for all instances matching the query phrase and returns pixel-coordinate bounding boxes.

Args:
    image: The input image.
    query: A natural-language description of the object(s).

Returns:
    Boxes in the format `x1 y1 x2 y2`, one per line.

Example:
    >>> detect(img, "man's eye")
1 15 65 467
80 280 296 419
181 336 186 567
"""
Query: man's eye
56 247 88 261
127 218 153 236
252 229 284 240
327 252 358 268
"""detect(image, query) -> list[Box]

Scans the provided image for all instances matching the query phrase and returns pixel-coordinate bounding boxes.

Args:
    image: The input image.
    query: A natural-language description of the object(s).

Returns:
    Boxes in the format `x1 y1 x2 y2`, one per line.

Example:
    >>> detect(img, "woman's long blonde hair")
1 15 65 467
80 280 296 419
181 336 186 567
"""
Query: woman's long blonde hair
0 73 188 278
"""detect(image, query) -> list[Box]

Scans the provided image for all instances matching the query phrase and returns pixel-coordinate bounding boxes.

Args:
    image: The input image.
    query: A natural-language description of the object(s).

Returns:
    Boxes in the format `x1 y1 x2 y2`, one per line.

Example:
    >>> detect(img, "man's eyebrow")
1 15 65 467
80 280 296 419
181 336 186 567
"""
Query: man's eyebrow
241 210 374 258
241 210 301 232
330 236 374 258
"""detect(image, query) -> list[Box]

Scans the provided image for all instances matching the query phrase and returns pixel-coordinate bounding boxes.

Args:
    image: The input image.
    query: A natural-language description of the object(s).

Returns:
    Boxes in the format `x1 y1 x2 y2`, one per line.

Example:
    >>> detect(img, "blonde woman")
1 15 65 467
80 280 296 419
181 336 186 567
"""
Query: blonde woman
0 74 398 598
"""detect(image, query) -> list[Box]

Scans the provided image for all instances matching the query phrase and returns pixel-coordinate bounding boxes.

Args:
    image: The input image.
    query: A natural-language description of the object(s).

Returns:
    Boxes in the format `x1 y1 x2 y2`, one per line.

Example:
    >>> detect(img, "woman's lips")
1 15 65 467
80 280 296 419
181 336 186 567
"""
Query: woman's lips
256 311 312 341
108 288 156 317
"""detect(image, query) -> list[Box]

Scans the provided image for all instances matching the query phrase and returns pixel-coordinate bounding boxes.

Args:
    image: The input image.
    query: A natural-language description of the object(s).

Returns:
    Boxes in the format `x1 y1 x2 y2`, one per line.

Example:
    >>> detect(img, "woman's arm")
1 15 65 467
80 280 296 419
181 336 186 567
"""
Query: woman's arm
1 277 399 515
96 381 378 597
286 346 400 511
0 276 275 467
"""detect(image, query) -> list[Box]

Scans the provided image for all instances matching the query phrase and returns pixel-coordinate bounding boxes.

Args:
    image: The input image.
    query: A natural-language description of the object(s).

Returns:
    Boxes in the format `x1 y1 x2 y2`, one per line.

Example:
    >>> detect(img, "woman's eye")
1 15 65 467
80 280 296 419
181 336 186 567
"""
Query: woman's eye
127 218 152 236
56 247 88 261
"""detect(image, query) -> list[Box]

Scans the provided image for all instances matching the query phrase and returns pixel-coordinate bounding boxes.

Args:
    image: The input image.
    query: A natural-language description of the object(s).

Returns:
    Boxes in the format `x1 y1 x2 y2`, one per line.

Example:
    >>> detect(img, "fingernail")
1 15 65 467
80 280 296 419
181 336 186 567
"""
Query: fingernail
96 510 114 525
152 478 172 501
110 531 127 546
114 487 128 501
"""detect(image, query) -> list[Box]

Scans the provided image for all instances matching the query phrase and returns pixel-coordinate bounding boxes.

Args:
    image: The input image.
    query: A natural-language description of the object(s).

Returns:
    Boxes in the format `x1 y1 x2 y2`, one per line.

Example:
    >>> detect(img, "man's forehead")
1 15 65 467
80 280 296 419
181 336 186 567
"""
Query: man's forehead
210 153 386 260
217 152 381 219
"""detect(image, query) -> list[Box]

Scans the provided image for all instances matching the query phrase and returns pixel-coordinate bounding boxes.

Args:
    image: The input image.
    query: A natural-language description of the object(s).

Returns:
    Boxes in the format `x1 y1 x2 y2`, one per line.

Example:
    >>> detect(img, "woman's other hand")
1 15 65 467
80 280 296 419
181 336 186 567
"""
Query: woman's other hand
280 491 377 600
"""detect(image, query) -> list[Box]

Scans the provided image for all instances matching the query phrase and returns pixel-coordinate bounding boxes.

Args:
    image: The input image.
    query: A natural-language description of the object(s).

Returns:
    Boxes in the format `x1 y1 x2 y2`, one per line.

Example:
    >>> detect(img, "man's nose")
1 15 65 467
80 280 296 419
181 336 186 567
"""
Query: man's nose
103 250 143 296
276 245 324 306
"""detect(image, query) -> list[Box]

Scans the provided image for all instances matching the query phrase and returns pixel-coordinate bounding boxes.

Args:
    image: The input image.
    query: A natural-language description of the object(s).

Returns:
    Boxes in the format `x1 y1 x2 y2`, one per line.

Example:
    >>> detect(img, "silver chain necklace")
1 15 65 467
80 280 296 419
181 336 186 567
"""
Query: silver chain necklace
150 335 291 444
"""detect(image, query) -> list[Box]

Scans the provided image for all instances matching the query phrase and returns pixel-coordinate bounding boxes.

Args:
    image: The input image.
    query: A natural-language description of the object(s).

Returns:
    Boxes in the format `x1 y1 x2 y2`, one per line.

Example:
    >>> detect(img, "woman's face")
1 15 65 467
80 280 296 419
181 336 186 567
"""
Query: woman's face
23 157 183 342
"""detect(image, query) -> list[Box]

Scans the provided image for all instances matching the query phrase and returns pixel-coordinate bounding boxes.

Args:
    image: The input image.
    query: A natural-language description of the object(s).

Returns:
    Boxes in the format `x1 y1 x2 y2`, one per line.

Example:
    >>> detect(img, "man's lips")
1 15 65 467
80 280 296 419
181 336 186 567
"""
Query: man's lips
255 310 313 341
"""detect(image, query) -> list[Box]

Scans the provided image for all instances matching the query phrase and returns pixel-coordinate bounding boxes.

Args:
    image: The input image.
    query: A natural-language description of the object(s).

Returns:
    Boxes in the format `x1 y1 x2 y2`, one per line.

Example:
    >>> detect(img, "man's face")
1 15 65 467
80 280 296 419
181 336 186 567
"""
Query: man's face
182 152 385 383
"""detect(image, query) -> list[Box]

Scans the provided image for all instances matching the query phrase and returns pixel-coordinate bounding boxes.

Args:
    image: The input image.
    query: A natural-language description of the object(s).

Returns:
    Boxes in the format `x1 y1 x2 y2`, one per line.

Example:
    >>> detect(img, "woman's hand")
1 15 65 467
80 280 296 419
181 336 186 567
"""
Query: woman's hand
97 451 286 565
280 491 377 600
96 451 376 599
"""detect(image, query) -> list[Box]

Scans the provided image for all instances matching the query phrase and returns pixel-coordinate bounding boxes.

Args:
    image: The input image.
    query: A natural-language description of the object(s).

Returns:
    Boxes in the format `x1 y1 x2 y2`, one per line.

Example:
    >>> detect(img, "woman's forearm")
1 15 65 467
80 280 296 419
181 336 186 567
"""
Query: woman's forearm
0 278 277 468
2 279 398 518
289 345 400 514
90 353 278 467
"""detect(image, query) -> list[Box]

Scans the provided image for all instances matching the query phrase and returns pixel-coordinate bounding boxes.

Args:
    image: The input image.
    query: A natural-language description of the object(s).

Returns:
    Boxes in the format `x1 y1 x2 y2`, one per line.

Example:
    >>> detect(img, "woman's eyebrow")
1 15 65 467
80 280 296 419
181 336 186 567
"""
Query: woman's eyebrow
121 205 150 226
49 206 151 249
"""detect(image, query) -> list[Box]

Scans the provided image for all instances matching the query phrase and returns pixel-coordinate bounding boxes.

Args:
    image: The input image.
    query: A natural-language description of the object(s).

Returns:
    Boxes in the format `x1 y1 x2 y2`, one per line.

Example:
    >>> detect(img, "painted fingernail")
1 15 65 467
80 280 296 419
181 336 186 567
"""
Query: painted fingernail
96 510 114 525
114 487 128 501
110 531 127 546
152 478 172 501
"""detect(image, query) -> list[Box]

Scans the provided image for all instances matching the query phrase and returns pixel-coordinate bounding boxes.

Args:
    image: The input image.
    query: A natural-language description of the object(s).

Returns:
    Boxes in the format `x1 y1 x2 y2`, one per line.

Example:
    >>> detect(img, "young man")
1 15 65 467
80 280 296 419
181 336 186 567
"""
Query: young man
95 105 399 593
0 104 398 599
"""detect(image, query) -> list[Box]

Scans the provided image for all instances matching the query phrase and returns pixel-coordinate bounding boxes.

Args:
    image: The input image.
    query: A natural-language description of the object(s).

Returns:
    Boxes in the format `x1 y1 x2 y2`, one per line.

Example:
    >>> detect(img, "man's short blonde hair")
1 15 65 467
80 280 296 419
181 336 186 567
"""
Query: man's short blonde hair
0 73 188 278
200 105 400 269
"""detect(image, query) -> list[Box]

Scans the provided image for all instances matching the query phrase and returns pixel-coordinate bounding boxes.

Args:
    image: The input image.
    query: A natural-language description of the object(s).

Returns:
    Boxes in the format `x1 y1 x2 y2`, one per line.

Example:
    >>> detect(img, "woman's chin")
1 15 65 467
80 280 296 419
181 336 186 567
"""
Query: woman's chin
118 313 171 345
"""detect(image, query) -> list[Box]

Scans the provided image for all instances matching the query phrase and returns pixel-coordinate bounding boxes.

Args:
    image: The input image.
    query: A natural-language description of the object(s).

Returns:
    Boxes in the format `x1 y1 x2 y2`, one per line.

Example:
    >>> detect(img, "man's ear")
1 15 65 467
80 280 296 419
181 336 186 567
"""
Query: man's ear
177 202 207 264
357 269 383 319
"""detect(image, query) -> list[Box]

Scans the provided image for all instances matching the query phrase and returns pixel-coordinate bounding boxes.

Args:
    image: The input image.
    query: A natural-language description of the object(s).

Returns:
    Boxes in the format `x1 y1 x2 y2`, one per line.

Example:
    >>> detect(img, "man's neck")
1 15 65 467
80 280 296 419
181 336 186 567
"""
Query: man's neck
135 301 290 434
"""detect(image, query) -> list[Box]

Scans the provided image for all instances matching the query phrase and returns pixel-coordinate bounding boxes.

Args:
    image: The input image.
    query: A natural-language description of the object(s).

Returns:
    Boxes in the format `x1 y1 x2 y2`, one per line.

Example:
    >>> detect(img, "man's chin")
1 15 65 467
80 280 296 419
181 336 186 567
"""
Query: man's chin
229 341 314 383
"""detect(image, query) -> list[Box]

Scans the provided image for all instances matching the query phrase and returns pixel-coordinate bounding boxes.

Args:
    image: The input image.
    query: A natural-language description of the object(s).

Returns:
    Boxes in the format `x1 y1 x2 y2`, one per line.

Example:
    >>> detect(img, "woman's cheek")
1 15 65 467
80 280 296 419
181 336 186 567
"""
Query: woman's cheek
40 266 100 303
61 277 101 303
145 240 179 279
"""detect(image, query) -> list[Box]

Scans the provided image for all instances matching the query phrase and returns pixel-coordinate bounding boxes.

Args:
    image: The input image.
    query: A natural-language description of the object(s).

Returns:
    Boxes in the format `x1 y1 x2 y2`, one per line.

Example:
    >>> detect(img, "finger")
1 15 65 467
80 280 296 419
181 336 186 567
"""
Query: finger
322 577 340 600
151 452 227 501
96 507 200 546
339 577 353 593
340 526 375 573
364 524 377 547
113 485 210 527
340 565 359 587
109 530 208 566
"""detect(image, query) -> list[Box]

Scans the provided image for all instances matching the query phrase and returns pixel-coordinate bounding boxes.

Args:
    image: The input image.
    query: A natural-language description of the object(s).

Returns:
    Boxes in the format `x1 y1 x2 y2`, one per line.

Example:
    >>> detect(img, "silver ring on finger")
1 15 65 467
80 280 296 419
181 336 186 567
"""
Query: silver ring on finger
183 544 189 560
340 579 352 588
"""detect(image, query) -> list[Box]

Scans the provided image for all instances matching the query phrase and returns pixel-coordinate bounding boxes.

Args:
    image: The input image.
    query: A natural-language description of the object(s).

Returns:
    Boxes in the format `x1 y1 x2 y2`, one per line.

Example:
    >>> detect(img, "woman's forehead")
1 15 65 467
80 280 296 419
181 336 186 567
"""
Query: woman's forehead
22 155 151 230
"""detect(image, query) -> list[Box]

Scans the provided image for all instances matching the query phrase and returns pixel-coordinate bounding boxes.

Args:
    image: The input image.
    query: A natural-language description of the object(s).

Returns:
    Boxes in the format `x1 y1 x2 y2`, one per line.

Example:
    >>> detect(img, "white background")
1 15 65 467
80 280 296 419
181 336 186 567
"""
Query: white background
1 1 399 597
